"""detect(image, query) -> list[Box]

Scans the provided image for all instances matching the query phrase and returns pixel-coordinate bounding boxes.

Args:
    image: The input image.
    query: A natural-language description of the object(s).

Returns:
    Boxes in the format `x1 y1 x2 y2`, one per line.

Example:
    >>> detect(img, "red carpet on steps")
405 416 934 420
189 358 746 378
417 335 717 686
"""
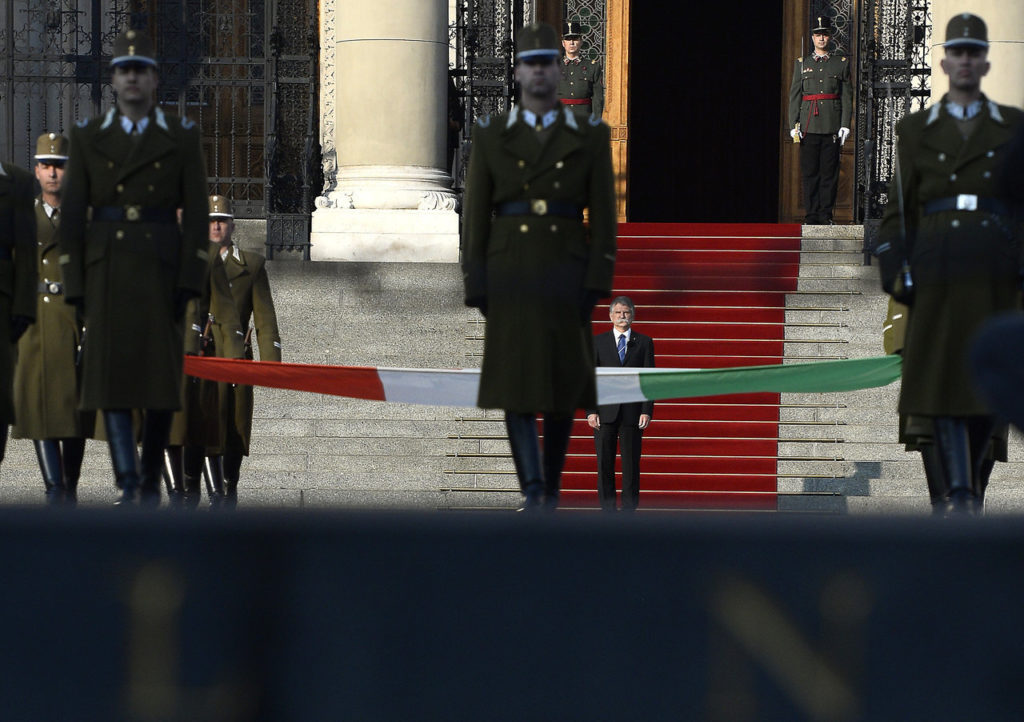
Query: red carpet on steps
558 222 803 511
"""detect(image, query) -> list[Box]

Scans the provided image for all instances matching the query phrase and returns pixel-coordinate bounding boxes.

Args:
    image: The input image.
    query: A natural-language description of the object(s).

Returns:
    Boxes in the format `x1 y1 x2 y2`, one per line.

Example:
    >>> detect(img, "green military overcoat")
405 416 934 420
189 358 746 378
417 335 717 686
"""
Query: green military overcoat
12 201 93 439
0 162 38 426
787 53 853 134
59 107 209 411
206 243 280 454
462 105 616 414
879 95 1024 417
558 56 604 119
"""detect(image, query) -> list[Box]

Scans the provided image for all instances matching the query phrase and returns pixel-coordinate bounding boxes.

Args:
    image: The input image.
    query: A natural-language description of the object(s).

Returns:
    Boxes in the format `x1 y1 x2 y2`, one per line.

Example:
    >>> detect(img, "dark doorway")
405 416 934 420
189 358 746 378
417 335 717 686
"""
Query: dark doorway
628 1 783 222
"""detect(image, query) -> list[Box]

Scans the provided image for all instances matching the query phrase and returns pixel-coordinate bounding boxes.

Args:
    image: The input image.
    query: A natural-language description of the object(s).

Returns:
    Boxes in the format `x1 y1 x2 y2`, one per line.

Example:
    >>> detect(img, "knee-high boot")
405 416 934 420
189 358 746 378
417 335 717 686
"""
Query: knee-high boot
504 412 544 509
34 439 65 504
182 445 205 509
204 455 226 507
920 444 950 514
163 446 185 505
933 417 974 514
61 438 86 505
139 410 173 507
541 415 573 511
223 449 243 508
105 410 140 504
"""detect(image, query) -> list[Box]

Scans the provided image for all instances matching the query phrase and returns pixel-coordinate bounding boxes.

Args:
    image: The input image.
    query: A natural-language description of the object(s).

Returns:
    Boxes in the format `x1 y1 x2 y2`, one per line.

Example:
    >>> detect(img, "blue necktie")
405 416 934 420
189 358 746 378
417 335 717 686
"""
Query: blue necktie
617 334 626 364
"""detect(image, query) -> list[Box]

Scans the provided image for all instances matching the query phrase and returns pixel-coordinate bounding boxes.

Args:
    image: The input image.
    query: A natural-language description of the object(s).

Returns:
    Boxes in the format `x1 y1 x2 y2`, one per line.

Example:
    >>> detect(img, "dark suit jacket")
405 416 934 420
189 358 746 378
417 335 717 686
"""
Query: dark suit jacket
588 329 655 423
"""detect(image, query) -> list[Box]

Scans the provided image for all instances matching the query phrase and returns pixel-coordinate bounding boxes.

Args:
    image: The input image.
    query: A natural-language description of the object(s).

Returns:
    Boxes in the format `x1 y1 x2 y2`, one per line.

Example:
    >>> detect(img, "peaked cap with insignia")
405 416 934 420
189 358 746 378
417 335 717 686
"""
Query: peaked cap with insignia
34 132 69 161
110 28 157 67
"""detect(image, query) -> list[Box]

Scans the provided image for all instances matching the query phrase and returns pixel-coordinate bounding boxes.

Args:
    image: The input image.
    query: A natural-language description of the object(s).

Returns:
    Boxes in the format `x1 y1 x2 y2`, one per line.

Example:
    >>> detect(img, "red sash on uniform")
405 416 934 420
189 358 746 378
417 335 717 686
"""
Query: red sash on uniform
560 98 591 105
802 93 840 116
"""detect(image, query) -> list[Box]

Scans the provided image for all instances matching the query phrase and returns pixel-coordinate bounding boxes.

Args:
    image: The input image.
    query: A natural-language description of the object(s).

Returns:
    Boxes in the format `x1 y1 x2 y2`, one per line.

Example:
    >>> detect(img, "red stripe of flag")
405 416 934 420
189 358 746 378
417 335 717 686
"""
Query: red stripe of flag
184 356 387 401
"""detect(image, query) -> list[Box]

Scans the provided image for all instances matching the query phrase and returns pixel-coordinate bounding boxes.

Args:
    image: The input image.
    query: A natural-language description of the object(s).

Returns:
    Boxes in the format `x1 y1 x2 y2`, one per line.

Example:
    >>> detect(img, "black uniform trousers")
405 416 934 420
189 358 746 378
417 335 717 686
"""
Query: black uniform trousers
595 416 642 511
800 132 841 224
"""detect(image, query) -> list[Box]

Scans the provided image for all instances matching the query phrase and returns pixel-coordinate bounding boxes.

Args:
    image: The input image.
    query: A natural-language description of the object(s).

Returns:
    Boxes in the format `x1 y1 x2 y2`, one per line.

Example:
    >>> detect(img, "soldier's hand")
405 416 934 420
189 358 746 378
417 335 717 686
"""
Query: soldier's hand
587 413 600 430
838 127 850 146
9 315 32 344
790 128 803 142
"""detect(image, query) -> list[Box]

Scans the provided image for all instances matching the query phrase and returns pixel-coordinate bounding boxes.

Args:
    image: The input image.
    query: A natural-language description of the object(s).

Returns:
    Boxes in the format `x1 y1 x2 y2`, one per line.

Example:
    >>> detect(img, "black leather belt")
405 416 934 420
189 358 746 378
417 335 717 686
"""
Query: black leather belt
495 200 583 220
92 205 177 223
923 195 1010 216
38 281 63 295
0 247 10 261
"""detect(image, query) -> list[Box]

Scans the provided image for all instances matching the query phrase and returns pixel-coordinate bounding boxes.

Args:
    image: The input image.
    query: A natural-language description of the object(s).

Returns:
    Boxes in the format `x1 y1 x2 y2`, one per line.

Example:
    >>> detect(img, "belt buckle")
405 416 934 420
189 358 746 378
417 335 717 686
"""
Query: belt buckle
125 205 141 222
956 194 978 211
531 199 548 216
47 282 61 294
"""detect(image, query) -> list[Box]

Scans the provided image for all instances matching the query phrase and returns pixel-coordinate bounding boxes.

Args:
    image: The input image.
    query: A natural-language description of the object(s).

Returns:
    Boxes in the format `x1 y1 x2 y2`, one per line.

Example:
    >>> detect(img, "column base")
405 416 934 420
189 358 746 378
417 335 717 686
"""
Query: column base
310 208 459 262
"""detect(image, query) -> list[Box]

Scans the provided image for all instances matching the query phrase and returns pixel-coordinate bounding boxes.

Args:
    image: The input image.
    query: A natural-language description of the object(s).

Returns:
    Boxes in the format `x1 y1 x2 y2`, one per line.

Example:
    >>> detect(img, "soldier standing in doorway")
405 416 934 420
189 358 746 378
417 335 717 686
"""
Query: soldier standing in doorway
787 16 852 224
12 133 94 504
558 21 604 120
59 29 209 505
0 159 37 469
206 195 281 507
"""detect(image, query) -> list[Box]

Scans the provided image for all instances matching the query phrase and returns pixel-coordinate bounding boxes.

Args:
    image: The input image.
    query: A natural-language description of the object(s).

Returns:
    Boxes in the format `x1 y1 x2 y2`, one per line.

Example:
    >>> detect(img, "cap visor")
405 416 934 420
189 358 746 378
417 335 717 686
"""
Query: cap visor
516 49 560 60
34 155 68 161
110 55 158 67
944 39 988 48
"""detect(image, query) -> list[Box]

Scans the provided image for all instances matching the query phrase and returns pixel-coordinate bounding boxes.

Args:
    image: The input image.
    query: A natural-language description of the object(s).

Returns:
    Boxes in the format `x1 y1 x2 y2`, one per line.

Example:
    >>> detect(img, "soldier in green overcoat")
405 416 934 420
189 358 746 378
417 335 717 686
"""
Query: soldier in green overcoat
204 195 280 507
557 21 604 120
462 22 616 510
876 13 1024 513
12 134 94 504
787 16 852 224
0 160 37 468
59 29 209 504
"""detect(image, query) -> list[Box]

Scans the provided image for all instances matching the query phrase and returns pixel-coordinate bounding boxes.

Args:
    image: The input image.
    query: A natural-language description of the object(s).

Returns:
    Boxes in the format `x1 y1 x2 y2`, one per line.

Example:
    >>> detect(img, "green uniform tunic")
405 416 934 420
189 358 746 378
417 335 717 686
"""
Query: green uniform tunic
879 95 1024 419
12 201 93 439
0 162 37 426
462 105 616 414
558 56 604 119
787 53 852 134
207 243 280 455
59 107 209 411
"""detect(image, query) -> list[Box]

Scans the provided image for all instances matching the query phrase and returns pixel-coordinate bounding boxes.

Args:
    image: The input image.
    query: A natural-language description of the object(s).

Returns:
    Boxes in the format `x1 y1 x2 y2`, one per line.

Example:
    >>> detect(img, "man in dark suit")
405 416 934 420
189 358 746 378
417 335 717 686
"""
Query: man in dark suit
587 296 655 512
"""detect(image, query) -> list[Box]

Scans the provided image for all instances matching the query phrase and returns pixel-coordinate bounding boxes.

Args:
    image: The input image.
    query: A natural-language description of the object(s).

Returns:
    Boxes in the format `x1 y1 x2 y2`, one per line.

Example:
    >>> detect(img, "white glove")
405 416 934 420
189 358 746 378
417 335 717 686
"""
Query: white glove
838 127 850 146
790 128 802 141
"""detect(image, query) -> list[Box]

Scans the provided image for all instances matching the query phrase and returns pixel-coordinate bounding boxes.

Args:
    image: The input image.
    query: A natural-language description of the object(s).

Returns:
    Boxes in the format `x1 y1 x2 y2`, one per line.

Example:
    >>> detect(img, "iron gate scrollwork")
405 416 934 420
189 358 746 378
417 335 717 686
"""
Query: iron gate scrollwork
856 0 931 234
0 0 318 260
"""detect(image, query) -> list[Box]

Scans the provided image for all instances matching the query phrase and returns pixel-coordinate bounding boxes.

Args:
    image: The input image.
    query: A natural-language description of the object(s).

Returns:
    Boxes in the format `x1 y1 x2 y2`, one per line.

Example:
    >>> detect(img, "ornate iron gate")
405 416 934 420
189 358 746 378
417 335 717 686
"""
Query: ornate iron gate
0 0 318 258
856 0 932 228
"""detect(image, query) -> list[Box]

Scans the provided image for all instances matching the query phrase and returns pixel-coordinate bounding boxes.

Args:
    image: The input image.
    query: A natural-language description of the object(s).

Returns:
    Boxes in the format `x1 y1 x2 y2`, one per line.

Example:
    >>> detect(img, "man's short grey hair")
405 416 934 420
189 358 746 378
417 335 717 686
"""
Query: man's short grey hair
609 295 635 314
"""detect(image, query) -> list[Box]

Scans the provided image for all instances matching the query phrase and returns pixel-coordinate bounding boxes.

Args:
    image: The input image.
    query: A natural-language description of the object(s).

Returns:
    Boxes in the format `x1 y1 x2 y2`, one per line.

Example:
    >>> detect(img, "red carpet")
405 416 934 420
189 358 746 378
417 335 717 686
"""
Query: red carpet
560 222 803 510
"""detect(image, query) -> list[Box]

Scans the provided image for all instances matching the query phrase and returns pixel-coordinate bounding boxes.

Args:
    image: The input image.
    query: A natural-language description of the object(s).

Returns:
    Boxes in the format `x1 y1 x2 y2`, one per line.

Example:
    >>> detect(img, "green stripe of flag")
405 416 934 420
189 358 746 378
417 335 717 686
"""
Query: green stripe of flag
636 355 901 401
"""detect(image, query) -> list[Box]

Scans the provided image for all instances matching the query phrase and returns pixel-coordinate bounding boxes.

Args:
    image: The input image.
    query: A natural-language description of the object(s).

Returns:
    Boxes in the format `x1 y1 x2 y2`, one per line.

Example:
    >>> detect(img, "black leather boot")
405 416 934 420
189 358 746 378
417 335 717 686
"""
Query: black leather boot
61 438 85 506
138 411 173 508
182 445 205 509
541 415 573 512
505 412 544 511
223 449 243 509
920 444 950 515
105 410 140 505
163 446 185 507
933 417 975 514
204 455 227 508
33 439 65 505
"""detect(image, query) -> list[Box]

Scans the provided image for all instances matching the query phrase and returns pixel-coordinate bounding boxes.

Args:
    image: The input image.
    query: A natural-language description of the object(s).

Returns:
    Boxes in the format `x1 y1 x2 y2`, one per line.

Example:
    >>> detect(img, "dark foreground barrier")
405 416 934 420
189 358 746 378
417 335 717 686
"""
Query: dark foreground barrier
2 508 1023 721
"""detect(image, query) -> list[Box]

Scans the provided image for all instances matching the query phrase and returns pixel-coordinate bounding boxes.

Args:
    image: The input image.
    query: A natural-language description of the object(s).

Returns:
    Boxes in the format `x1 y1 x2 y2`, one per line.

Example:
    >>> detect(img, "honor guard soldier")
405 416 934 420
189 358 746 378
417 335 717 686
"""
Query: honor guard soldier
876 13 1024 514
205 195 280 507
462 22 616 510
59 29 210 505
787 16 852 224
0 159 37 468
557 20 604 120
12 133 94 504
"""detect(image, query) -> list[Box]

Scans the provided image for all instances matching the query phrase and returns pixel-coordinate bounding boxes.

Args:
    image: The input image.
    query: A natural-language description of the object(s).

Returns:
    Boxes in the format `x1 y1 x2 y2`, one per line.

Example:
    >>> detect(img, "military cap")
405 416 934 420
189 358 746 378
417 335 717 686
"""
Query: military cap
562 21 584 38
34 132 69 161
811 16 833 34
209 195 234 219
110 28 157 67
943 13 988 49
516 23 560 61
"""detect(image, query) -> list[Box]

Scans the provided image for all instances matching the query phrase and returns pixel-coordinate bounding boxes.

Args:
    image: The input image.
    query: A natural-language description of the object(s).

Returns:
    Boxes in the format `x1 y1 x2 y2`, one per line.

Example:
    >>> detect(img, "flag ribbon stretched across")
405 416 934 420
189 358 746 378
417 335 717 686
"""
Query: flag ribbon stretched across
184 355 901 408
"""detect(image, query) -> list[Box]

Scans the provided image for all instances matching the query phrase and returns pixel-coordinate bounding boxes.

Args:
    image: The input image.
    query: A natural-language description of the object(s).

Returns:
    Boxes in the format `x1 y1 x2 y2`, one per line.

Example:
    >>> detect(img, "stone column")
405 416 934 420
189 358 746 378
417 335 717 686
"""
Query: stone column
929 2 1024 109
312 0 459 262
